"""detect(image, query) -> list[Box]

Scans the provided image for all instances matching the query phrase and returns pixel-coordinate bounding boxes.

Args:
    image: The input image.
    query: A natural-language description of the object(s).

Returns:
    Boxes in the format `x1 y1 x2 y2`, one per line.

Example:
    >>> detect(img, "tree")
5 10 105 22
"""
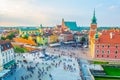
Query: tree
1 37 6 40
81 37 86 44
6 32 15 40
14 46 27 53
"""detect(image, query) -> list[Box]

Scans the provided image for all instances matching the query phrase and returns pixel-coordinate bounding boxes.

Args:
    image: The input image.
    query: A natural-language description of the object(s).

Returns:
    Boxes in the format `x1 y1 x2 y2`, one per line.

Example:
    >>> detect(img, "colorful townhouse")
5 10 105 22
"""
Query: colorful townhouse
74 32 85 43
0 40 15 78
89 9 120 60
59 32 73 42
48 34 59 44
36 36 48 45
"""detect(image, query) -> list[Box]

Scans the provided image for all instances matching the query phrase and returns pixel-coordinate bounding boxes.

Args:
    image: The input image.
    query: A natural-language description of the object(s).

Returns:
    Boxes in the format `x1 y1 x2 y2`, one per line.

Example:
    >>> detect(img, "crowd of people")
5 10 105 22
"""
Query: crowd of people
46 45 90 60
6 45 83 80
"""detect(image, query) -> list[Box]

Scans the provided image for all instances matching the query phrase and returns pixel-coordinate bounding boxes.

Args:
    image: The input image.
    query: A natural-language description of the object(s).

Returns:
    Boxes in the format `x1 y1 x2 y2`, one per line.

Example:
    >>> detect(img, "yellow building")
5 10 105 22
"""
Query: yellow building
48 34 59 43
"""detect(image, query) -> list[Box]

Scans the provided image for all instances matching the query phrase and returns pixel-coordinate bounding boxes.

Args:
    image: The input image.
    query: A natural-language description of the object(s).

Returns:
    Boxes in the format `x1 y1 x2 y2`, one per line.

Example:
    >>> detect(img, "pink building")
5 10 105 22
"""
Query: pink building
94 30 120 59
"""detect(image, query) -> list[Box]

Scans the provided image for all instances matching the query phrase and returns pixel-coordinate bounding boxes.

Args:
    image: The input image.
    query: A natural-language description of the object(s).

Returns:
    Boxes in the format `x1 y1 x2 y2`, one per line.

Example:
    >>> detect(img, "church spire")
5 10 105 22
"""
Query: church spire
91 8 97 24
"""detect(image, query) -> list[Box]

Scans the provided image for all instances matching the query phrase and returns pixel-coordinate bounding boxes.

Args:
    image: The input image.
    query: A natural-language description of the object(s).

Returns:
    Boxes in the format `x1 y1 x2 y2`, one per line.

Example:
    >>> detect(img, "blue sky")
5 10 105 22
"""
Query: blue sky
0 0 120 26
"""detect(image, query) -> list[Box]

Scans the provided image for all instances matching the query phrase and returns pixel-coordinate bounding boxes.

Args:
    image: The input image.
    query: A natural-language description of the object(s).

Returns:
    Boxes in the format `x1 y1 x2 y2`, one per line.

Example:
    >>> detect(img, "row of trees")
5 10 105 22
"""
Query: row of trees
1 32 16 40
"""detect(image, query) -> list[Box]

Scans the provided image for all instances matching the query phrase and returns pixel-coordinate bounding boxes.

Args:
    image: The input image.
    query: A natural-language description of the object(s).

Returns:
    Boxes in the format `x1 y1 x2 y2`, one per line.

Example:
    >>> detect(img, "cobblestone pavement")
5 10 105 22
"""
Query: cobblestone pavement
4 52 82 80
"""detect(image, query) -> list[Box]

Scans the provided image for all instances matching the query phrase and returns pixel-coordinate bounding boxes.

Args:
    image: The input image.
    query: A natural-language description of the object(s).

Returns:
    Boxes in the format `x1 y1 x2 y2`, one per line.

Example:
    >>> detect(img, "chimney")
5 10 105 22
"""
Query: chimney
110 32 113 39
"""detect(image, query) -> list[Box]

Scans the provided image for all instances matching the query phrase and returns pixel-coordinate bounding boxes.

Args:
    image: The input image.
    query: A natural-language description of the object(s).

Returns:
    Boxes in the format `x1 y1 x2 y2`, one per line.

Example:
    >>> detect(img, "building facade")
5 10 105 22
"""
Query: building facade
94 30 120 59
0 40 15 71
89 9 120 60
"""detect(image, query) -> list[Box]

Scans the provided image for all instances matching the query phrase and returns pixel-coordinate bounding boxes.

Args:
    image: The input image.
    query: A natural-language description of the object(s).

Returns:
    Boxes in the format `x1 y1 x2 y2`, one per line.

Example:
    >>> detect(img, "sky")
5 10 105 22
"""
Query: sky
0 0 120 27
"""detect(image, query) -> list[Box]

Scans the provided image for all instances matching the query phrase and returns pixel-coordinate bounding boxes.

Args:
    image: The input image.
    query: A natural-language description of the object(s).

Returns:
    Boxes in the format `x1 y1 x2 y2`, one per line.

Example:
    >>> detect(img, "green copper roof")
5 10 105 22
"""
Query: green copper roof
4 60 16 69
95 32 98 39
20 27 38 31
91 9 97 24
64 21 78 30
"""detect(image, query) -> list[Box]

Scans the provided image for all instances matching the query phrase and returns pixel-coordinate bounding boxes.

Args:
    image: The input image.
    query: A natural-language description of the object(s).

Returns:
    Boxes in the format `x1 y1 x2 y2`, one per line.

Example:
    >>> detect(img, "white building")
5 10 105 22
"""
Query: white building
0 40 15 71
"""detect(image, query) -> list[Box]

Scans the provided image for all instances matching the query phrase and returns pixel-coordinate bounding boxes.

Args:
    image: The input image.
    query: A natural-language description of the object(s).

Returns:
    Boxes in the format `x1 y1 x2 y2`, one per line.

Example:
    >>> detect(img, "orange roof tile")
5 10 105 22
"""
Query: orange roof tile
13 38 37 46
95 29 120 44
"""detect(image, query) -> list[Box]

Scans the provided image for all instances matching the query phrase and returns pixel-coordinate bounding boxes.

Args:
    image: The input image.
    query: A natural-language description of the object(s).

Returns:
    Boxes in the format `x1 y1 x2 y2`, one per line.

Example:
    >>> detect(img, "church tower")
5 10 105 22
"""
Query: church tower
90 9 97 32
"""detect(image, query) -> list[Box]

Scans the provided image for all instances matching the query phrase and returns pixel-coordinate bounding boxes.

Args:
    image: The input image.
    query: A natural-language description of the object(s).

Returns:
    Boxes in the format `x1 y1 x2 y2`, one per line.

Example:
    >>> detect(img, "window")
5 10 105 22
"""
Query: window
12 55 14 59
115 50 118 54
9 55 11 61
6 57 8 62
97 44 99 48
96 50 99 54
2 53 4 56
1 46 4 50
102 55 104 57
9 50 11 53
102 45 104 48
6 52 7 56
107 50 110 54
7 44 10 48
102 50 104 54
108 44 110 48
3 59 5 64
97 55 99 57
107 55 109 58
116 44 118 48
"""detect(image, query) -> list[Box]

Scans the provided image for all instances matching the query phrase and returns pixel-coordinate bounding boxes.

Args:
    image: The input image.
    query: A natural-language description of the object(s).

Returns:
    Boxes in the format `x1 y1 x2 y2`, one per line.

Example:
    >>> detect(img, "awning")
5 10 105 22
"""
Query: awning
0 70 10 78
4 60 16 69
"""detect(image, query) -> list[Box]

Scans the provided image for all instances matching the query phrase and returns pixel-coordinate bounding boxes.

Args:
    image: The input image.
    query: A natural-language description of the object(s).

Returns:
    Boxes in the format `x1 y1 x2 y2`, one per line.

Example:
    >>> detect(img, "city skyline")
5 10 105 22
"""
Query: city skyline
0 0 120 26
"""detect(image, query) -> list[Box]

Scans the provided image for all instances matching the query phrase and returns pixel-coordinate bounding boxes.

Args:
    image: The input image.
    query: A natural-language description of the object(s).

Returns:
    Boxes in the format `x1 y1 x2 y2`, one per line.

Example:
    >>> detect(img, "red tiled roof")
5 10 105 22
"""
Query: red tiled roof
13 38 37 46
95 29 120 44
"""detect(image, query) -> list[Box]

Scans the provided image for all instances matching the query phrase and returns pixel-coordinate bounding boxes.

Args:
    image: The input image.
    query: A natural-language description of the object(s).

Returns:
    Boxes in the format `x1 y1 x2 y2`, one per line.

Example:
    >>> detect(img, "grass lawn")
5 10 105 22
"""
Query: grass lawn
14 46 28 53
95 77 120 80
103 66 120 76
92 61 109 64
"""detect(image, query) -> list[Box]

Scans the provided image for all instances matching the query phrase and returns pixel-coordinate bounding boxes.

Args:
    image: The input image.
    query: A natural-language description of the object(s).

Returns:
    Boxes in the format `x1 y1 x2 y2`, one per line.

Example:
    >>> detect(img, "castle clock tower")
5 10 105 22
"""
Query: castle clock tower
90 9 97 32
89 9 98 58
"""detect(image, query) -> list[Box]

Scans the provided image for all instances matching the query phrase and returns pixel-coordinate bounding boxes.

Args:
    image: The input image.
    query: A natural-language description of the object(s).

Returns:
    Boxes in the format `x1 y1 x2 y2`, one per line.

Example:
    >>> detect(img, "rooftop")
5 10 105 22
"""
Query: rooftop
95 29 120 44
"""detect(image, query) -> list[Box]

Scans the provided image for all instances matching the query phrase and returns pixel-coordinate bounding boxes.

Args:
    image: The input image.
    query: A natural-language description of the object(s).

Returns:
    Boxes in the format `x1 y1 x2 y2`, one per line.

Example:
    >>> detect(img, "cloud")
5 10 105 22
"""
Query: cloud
108 5 119 11
96 3 103 8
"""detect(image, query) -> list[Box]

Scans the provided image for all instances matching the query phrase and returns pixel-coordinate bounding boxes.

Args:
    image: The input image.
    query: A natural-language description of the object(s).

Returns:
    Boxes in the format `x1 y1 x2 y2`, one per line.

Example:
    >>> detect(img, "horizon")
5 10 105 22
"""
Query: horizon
0 0 120 26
